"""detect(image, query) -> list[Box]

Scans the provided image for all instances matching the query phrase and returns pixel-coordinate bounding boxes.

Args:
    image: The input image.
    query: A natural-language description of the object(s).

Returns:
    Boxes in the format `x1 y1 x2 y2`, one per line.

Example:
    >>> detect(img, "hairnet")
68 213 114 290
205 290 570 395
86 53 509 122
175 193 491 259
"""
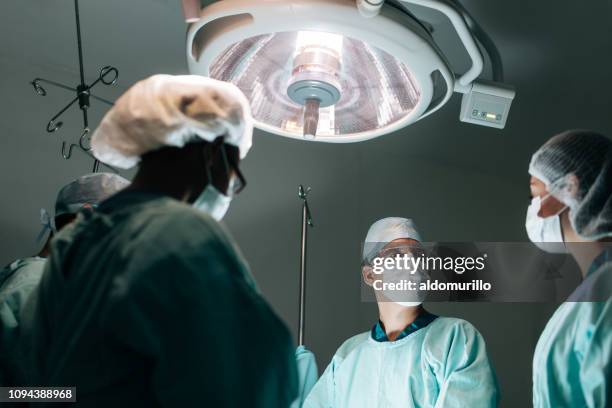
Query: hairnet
363 217 422 263
55 173 130 217
91 74 253 169
529 129 612 240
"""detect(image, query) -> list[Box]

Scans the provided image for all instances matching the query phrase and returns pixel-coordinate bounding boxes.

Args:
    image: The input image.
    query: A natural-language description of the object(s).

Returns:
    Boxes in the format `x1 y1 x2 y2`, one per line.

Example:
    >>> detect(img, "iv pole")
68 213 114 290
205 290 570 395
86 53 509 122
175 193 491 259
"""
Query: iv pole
298 185 314 346
30 0 119 173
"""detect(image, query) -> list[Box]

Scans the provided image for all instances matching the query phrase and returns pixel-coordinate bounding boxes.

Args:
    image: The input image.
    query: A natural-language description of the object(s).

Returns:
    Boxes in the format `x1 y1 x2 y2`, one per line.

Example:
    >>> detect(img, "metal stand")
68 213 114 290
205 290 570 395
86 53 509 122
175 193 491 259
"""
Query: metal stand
30 0 118 172
298 185 314 346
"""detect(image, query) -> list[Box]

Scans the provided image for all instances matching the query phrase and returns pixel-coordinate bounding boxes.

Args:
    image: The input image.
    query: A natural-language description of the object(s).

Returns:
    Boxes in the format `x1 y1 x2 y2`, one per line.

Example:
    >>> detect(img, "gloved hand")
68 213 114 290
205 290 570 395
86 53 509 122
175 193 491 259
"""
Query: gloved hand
291 346 319 408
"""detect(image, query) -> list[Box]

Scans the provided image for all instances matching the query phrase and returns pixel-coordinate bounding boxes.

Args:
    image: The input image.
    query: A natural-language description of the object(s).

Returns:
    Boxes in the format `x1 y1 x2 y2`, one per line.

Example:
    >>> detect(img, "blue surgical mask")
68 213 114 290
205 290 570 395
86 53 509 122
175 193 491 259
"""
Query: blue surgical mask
192 184 232 221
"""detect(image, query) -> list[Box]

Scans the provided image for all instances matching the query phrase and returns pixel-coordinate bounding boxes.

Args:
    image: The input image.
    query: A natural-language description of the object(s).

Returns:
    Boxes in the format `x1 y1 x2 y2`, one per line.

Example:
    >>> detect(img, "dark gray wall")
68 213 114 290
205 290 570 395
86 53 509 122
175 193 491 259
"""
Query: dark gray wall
1 1 610 407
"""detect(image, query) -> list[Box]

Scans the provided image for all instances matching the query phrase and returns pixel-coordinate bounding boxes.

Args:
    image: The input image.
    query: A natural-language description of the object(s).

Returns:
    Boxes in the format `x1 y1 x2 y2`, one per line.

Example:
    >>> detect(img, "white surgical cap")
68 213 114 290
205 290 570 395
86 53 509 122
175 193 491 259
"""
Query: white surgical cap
55 173 130 216
363 217 422 262
529 129 612 240
91 74 253 169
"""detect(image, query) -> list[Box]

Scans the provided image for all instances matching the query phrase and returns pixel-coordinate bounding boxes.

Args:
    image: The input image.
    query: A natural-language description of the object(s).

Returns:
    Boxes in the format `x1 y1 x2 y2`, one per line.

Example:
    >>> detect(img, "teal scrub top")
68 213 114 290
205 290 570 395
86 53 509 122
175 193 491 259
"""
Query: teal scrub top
533 250 611 407
24 191 298 406
292 346 319 408
0 256 46 324
0 256 46 385
304 313 499 408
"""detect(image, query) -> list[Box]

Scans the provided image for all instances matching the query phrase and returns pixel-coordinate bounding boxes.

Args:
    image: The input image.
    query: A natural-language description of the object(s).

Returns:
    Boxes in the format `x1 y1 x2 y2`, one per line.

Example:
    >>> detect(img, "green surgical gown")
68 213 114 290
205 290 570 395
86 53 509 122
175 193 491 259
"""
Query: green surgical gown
304 314 499 408
24 191 298 406
532 250 611 407
0 256 46 385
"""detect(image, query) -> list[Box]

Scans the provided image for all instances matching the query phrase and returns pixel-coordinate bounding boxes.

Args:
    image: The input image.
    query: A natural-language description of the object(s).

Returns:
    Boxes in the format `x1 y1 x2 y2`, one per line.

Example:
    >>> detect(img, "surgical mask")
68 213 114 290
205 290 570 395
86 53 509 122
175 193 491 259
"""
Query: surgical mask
193 184 232 221
36 208 57 244
193 156 239 221
380 262 428 307
525 195 567 254
394 301 423 308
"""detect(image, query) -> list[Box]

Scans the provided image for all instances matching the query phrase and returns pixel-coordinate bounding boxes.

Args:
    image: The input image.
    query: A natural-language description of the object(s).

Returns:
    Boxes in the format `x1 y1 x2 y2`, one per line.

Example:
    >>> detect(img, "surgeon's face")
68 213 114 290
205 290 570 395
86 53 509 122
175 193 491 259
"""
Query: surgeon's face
363 238 427 304
379 239 423 258
362 238 423 285
529 176 566 217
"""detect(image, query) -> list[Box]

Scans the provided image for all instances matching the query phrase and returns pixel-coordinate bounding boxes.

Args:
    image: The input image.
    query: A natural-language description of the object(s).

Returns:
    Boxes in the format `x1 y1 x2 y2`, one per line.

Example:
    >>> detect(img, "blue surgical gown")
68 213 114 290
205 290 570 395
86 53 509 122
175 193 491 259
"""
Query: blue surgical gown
304 312 499 407
23 191 298 406
533 250 611 407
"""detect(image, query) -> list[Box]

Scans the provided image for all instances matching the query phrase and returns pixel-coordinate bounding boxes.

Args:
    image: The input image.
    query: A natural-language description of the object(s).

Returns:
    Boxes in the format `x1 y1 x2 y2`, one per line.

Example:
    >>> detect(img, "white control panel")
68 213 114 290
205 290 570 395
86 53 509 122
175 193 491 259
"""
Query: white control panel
460 80 515 129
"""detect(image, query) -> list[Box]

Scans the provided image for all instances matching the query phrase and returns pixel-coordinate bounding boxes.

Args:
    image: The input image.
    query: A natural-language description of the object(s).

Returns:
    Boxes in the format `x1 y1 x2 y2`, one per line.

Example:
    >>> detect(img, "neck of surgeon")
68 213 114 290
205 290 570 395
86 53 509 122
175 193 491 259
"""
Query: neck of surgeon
561 210 611 277
377 302 423 341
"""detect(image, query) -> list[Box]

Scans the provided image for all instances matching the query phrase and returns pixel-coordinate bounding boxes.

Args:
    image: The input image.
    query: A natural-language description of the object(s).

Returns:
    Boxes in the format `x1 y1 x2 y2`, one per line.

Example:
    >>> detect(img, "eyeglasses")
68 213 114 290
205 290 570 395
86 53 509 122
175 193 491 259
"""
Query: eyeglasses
362 244 427 268
219 143 246 196
377 245 426 260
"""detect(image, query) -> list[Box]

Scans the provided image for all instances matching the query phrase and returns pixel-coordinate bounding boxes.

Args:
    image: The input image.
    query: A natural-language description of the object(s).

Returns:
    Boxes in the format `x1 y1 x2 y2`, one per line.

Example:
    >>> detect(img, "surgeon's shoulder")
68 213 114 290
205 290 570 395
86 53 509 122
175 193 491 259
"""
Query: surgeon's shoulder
425 316 484 342
0 257 46 294
333 331 371 360
135 199 249 276
144 199 230 245
419 317 487 366
569 260 612 301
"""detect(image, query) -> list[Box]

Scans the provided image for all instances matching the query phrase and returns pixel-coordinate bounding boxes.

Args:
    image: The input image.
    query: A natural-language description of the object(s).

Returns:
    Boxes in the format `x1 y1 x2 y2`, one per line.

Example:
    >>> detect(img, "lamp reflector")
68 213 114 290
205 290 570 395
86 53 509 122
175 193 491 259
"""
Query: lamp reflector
209 31 421 139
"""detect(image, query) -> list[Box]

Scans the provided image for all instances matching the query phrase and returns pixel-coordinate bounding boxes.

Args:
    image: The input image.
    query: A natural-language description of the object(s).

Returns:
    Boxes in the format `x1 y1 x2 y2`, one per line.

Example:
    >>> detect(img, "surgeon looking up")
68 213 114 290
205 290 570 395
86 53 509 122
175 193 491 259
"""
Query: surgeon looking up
0 172 128 386
25 75 297 407
304 217 499 408
526 130 612 407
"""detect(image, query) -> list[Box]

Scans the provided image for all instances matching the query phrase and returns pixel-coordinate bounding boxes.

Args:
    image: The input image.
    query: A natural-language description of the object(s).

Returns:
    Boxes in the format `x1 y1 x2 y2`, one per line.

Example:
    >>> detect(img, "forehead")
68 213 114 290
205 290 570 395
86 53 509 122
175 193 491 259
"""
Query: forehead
382 238 421 251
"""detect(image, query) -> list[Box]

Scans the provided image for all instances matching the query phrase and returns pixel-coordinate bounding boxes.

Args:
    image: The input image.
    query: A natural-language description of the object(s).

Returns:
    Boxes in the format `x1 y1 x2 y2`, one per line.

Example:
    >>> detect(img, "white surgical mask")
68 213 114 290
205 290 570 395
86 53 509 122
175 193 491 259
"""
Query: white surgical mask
381 265 428 307
193 184 232 221
393 301 423 308
525 195 567 253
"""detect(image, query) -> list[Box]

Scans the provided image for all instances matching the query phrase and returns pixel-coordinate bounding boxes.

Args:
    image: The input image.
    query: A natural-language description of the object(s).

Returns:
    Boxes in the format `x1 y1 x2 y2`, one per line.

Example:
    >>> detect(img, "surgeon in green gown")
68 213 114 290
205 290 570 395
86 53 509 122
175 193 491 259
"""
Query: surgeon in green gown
0 172 128 386
525 130 611 407
24 75 297 406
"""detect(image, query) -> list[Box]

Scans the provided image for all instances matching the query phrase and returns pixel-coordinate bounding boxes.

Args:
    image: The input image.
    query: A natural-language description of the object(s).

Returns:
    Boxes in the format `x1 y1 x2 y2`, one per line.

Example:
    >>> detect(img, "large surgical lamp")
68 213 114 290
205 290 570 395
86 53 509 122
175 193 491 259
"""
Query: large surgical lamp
185 0 515 142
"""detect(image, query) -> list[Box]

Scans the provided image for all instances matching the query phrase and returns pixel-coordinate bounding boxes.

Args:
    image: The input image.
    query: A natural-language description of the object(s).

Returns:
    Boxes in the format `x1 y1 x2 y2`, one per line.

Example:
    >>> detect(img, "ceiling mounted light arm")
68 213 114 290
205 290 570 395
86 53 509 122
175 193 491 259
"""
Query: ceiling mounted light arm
399 0 483 92
445 0 504 82
182 0 218 22
182 0 201 22
357 0 385 17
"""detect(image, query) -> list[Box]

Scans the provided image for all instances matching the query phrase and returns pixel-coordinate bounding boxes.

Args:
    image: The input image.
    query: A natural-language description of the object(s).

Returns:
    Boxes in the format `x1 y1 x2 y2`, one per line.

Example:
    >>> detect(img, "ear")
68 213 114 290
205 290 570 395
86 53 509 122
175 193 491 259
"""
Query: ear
362 265 376 287
564 173 580 200
539 194 566 217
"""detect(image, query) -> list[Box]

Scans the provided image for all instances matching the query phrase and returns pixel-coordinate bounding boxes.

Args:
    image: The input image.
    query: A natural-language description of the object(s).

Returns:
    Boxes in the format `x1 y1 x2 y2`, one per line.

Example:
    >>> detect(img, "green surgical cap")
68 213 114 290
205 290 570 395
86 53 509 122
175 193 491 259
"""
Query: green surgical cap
55 173 130 217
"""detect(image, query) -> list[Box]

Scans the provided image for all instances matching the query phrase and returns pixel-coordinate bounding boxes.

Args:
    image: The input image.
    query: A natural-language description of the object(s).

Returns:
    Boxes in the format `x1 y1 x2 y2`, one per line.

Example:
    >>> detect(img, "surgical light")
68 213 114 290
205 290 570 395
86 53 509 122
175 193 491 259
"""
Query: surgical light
187 0 515 142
